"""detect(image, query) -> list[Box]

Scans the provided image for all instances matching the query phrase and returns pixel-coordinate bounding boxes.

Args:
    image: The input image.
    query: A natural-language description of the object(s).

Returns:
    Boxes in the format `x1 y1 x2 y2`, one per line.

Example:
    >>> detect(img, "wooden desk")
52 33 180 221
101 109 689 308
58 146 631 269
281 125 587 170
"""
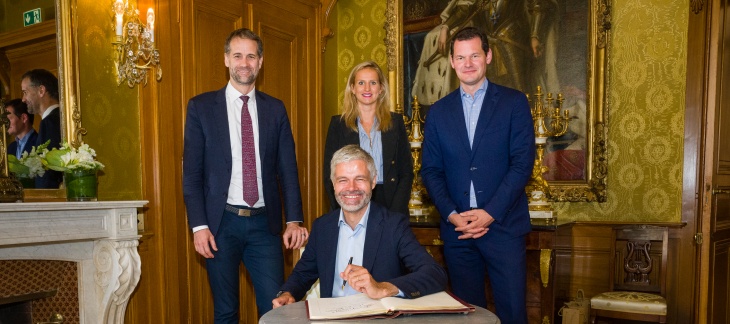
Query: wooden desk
260 301 500 324
410 216 573 324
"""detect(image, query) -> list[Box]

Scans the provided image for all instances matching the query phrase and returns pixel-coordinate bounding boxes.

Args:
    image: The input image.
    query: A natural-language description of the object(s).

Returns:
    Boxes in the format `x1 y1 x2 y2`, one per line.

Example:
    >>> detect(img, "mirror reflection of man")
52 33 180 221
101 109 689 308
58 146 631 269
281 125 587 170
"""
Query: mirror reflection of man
4 99 38 159
21 69 62 189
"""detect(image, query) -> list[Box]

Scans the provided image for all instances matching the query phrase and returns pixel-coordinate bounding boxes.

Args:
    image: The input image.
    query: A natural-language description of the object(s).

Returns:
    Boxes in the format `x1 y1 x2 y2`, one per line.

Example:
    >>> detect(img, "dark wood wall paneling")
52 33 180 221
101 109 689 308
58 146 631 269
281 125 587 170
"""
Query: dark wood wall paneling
127 0 322 323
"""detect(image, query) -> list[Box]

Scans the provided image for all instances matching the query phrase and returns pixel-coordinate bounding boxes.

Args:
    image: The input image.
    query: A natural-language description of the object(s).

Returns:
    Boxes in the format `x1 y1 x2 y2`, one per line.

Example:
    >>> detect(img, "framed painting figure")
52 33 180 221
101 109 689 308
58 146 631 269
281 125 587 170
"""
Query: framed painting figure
385 0 610 202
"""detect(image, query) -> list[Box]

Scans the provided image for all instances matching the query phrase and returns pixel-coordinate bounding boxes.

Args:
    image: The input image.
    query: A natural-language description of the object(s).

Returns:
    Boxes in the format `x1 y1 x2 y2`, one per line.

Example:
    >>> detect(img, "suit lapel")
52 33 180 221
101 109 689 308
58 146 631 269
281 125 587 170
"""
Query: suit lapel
255 91 268 163
362 204 383 271
321 214 340 295
444 92 472 154
212 88 232 164
343 120 359 145
470 82 499 158
381 116 396 178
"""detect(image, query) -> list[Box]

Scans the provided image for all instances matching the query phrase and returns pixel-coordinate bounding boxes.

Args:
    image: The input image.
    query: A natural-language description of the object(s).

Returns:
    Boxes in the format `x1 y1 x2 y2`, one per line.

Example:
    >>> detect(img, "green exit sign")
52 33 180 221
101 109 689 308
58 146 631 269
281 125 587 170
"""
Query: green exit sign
23 8 42 27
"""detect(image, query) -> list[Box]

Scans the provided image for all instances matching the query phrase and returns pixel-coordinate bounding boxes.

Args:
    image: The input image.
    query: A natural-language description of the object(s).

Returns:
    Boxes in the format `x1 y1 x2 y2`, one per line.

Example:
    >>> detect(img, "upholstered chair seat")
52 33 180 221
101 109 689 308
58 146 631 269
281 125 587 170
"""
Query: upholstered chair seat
590 291 666 316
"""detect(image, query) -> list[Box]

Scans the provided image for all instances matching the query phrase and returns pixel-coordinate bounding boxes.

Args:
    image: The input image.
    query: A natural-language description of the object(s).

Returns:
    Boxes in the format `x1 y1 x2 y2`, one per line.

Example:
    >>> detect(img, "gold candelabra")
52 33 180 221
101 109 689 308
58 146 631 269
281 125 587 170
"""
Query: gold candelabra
395 96 431 220
526 86 570 218
112 0 161 87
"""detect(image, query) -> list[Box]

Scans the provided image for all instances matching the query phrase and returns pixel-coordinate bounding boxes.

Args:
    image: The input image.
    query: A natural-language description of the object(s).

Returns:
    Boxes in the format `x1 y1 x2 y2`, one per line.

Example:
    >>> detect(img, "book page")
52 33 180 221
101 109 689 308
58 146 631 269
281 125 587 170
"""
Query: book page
307 293 388 320
380 291 469 311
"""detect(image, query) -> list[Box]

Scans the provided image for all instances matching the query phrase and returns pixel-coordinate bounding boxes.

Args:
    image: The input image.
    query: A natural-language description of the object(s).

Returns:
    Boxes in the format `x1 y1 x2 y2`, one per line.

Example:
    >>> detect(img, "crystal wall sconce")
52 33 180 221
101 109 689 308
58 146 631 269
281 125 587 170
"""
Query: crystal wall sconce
112 0 161 87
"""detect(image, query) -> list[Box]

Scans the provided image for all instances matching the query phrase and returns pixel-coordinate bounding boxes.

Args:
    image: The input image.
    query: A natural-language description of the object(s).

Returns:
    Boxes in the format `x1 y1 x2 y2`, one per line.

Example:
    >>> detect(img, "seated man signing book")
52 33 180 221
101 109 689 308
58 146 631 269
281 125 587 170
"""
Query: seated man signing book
272 145 447 308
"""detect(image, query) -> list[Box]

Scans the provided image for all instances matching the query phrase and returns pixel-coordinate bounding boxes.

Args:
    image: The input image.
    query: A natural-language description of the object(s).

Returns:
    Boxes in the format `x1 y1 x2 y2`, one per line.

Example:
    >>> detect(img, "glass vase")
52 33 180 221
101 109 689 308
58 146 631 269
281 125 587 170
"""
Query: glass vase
64 169 98 201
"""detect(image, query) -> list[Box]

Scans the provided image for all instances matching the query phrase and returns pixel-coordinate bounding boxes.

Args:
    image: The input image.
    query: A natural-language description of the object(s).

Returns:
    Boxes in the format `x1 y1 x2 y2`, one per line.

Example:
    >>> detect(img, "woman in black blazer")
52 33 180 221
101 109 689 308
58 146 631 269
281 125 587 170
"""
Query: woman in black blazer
324 61 414 215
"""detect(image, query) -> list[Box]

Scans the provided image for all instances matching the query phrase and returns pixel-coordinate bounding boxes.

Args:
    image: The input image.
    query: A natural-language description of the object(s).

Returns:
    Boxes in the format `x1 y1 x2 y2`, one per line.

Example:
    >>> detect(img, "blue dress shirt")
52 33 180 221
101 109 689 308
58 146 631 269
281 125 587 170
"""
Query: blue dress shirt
460 79 489 208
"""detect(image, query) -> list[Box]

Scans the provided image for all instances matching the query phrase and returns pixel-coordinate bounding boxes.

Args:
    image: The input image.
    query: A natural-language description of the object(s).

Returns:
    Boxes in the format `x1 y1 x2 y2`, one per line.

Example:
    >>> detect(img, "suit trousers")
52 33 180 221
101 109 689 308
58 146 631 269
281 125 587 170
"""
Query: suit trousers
444 234 527 324
206 209 283 323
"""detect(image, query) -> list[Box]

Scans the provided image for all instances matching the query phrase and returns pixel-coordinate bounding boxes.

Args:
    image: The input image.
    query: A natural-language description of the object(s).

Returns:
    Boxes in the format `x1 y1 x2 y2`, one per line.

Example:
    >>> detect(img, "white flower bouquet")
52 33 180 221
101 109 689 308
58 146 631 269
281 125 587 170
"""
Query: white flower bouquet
8 140 49 179
44 142 105 172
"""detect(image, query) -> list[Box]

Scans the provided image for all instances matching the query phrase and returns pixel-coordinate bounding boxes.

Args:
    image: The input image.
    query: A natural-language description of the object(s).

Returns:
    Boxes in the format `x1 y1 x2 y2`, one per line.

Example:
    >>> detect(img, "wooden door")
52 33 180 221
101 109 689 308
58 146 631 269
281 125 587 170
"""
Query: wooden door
696 0 730 322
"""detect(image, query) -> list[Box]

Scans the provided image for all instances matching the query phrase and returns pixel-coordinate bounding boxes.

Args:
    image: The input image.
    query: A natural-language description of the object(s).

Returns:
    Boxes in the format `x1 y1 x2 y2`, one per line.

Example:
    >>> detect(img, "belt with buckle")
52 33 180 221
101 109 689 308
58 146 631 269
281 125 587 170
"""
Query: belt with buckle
225 204 266 217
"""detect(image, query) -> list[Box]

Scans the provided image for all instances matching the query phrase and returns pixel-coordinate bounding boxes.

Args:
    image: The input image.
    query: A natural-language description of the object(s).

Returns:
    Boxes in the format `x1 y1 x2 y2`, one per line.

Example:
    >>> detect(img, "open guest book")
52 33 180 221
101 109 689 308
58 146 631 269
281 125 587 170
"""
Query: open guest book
305 291 475 320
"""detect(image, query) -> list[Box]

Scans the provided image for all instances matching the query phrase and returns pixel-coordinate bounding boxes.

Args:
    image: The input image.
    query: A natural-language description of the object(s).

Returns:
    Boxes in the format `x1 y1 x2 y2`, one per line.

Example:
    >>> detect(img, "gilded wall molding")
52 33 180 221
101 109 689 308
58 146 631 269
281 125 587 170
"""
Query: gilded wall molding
690 0 704 14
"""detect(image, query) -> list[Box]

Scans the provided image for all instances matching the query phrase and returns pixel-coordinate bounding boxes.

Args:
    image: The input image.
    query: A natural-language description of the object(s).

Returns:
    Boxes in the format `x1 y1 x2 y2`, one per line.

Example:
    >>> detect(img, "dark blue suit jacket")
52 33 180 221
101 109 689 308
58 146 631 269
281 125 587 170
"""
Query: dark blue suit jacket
280 203 447 300
421 81 535 242
7 130 38 158
35 108 62 189
183 87 303 236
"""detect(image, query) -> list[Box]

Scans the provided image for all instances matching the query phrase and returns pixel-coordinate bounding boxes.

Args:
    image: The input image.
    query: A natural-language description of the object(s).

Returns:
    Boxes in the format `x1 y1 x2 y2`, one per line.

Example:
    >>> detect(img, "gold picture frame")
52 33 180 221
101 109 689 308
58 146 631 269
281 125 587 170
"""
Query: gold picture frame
385 0 611 202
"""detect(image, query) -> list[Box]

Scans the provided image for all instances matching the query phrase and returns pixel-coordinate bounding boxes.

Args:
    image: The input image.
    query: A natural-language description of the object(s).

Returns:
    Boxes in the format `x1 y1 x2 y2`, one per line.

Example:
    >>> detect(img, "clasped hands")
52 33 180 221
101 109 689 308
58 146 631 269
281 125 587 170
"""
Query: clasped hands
448 208 494 239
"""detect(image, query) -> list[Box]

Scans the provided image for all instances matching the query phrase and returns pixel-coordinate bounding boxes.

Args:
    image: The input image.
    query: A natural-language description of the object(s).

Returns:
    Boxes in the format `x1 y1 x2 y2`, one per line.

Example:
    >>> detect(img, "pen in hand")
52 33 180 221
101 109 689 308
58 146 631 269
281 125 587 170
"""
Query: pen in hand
341 256 354 290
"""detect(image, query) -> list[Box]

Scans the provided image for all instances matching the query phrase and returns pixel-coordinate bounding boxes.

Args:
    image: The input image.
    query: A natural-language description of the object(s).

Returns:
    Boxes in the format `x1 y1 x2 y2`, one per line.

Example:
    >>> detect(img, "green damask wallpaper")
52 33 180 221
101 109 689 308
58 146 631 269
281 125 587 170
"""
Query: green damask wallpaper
554 0 687 222
327 0 688 222
332 0 389 115
76 0 142 200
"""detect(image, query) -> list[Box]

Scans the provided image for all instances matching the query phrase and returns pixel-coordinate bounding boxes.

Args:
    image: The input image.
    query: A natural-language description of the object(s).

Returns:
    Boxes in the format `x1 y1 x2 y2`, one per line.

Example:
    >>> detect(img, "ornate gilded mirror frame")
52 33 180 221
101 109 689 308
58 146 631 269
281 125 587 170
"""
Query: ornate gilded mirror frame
23 0 86 200
385 0 610 202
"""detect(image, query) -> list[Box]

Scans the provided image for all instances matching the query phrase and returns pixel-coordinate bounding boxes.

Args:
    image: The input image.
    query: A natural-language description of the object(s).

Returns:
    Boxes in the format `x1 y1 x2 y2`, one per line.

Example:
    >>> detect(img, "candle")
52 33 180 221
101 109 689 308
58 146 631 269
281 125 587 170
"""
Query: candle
114 0 125 37
147 8 155 42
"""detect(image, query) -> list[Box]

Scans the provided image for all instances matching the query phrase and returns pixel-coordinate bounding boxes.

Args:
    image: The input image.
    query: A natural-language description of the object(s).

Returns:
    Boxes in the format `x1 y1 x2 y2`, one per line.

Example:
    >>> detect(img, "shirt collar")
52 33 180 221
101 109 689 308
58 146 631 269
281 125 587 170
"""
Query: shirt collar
42 104 59 119
337 202 372 230
225 82 256 102
16 128 36 143
459 78 489 98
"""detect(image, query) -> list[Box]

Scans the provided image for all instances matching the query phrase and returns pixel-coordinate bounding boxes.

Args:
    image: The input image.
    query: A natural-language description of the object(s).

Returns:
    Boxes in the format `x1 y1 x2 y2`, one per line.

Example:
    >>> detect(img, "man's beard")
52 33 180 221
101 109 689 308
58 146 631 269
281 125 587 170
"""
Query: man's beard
26 103 39 115
335 190 371 213
231 67 257 86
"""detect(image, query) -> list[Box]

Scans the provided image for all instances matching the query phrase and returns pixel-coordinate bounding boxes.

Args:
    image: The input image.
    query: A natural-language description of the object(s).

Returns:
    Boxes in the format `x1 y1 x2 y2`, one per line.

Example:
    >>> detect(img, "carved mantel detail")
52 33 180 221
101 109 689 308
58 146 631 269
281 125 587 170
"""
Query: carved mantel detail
94 239 141 323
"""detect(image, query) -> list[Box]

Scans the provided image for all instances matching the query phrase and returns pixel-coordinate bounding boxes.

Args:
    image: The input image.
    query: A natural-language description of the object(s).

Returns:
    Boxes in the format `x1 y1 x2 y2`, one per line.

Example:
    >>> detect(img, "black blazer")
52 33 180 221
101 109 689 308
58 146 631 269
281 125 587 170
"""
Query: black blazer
35 108 63 189
323 112 413 215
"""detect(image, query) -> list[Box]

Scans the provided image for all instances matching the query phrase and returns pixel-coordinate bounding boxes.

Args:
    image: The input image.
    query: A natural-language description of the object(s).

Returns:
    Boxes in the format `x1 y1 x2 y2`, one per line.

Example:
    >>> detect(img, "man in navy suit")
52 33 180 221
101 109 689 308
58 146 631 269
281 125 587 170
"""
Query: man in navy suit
21 69 62 188
421 27 535 323
272 145 446 307
4 99 38 159
183 28 309 322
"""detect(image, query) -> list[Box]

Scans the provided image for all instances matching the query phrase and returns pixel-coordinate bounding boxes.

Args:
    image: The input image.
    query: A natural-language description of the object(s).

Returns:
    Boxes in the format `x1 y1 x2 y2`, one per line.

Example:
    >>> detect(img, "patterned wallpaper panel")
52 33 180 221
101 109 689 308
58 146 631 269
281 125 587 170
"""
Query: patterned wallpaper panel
76 0 143 200
335 0 389 112
331 0 688 222
554 0 687 222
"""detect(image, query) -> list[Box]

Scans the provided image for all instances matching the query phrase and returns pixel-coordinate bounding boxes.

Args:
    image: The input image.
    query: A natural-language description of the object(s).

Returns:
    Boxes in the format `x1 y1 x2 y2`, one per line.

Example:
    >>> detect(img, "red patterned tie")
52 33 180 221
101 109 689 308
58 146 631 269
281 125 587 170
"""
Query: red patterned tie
241 95 258 206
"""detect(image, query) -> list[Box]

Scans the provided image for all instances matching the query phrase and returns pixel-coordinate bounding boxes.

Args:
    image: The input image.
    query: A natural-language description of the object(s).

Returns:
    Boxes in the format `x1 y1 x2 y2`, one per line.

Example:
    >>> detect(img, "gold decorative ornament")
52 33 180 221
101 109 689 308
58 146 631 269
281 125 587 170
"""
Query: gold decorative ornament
540 248 552 288
526 86 570 218
112 0 162 87
403 96 427 213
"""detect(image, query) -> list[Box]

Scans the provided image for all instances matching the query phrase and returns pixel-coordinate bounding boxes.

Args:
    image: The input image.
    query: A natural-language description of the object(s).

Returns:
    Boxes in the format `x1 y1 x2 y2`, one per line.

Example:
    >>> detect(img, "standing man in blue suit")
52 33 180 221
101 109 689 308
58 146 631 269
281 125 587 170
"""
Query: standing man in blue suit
272 145 446 307
21 69 62 189
183 28 309 322
421 27 535 324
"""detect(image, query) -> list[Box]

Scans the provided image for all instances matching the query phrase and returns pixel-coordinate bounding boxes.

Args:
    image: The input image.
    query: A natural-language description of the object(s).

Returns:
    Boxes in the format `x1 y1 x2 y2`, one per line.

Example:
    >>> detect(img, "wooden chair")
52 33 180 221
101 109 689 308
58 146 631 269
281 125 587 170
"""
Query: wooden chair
590 225 668 323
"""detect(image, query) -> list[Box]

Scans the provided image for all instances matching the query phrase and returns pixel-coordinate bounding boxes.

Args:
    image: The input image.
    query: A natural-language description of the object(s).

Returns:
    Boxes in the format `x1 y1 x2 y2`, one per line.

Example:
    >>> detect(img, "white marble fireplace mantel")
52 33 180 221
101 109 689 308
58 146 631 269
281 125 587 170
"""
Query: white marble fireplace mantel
0 201 147 324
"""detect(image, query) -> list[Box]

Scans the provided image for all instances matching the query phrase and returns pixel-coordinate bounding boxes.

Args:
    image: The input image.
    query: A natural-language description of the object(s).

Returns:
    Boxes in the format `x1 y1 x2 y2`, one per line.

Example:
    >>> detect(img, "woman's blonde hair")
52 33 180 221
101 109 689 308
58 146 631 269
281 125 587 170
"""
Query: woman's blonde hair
341 61 392 132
